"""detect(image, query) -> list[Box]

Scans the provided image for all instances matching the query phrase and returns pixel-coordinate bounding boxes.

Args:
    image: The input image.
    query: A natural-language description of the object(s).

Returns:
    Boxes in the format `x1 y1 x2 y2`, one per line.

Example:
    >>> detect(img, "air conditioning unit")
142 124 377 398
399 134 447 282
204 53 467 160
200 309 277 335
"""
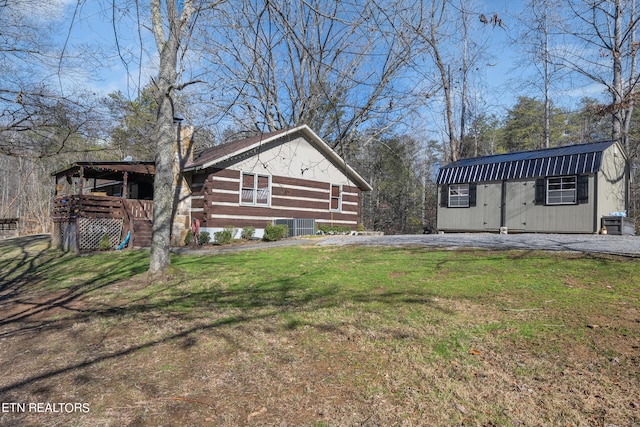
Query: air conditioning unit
274 218 316 237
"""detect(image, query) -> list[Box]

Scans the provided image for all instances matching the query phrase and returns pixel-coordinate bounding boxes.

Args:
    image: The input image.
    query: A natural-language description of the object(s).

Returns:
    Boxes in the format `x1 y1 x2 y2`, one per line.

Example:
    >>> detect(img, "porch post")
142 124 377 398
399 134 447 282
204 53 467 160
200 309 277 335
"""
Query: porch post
122 172 129 199
78 166 84 195
76 165 84 254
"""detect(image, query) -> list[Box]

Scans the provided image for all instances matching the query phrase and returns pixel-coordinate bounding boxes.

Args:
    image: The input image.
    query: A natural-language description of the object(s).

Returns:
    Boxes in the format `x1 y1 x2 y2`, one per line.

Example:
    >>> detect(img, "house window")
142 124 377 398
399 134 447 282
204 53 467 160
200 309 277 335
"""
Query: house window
448 184 469 207
241 172 270 206
546 176 576 205
330 184 342 211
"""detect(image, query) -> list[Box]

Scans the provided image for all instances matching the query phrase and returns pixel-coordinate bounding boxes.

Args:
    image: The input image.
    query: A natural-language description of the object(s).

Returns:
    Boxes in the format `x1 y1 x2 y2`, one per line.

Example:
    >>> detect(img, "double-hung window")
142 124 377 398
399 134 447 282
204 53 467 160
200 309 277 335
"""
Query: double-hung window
448 184 470 207
241 172 270 206
440 183 476 208
546 176 576 205
535 175 588 205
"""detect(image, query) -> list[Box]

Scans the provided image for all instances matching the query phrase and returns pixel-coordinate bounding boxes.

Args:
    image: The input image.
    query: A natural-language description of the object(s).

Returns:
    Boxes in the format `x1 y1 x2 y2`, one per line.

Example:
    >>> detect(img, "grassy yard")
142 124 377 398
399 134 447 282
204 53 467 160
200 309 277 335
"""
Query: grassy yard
0 235 638 426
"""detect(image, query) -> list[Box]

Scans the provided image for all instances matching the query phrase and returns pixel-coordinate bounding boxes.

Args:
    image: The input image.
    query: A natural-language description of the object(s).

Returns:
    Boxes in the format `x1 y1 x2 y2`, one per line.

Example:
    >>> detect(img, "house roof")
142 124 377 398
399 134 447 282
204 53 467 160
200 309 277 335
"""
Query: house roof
185 125 373 191
437 141 622 185
53 161 155 181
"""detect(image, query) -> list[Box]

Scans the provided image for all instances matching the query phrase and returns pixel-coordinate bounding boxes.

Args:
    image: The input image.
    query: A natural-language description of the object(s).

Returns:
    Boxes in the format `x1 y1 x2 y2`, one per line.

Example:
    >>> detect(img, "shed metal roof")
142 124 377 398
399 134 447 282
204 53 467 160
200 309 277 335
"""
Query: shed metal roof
437 141 618 185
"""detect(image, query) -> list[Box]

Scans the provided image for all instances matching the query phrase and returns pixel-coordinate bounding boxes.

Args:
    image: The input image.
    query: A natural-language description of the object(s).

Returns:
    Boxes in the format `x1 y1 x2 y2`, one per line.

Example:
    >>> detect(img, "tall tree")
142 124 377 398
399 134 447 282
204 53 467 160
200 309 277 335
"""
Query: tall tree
194 0 426 151
558 0 640 153
412 0 460 161
148 0 197 274
351 134 424 234
410 0 490 162
105 87 158 160
502 96 565 152
513 0 565 149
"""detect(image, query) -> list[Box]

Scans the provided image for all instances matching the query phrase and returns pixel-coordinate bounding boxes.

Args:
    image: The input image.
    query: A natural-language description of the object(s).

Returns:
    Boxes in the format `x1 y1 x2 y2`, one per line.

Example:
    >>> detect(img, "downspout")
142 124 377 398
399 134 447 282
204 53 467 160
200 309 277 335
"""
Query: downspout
593 173 599 233
500 181 507 228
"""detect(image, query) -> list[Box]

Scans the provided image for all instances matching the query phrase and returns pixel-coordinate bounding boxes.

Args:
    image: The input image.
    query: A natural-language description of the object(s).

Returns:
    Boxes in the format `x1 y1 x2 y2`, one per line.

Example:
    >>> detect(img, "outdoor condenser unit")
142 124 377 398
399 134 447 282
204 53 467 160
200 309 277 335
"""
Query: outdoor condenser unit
274 218 316 237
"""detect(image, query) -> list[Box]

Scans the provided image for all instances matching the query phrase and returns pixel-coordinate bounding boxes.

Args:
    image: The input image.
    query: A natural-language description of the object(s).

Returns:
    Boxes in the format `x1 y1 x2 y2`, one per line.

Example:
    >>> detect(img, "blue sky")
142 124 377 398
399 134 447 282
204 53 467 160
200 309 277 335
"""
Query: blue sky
477 0 607 113
53 0 606 119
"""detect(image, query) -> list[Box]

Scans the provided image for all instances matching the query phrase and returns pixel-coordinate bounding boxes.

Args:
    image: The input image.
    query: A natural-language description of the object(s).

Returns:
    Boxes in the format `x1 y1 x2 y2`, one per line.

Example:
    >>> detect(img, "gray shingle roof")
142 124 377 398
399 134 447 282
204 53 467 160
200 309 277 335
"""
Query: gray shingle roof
437 141 617 185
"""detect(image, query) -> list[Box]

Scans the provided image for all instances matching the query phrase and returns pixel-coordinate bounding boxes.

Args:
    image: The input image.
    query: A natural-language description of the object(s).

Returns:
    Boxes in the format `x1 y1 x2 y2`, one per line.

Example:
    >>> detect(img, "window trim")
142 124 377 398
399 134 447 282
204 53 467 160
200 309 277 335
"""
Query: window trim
330 184 342 212
545 175 577 205
448 183 470 208
240 171 271 206
440 183 476 208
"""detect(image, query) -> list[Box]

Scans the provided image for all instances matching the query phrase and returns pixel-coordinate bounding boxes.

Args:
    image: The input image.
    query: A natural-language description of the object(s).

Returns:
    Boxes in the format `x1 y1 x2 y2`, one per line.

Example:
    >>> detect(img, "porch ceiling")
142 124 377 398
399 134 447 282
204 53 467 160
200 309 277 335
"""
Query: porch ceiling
53 161 155 181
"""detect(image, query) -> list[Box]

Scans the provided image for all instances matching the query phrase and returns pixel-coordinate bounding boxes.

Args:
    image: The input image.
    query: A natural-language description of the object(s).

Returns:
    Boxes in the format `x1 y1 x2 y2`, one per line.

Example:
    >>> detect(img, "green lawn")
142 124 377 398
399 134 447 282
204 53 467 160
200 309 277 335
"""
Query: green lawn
0 236 638 426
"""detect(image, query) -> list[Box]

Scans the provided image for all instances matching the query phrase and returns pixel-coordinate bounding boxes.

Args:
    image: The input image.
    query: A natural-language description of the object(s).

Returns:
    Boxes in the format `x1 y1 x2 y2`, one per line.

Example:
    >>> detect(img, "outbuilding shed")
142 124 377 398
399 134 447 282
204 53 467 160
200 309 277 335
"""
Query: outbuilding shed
436 141 632 234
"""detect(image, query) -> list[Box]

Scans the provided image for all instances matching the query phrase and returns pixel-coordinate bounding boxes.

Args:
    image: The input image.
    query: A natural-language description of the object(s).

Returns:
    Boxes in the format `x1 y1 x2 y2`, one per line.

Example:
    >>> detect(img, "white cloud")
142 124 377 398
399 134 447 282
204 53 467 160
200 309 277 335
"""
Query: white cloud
6 0 77 22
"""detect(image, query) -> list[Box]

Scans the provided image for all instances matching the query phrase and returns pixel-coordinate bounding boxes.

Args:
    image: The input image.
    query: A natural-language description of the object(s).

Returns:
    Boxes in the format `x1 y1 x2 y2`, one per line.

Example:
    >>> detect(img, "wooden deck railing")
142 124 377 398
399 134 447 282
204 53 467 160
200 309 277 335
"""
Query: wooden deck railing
52 195 125 222
123 199 153 220
53 195 154 222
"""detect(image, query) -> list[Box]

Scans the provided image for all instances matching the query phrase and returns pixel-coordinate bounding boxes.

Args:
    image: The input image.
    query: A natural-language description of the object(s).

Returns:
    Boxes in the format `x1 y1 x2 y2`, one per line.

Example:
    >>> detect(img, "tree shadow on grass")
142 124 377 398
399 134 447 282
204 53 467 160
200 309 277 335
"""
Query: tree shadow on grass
0 237 450 397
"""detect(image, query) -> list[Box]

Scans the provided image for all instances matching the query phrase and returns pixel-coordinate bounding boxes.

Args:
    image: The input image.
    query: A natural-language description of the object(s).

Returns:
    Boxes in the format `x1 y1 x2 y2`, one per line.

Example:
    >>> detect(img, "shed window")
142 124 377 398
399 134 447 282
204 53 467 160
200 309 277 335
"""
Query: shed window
241 172 270 206
440 183 476 208
546 176 576 205
330 184 342 211
449 184 469 207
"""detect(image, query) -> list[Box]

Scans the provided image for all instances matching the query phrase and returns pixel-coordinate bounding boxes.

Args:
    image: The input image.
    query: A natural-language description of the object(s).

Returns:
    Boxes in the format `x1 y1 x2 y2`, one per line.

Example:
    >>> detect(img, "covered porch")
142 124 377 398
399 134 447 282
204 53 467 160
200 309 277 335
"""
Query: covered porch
52 161 155 251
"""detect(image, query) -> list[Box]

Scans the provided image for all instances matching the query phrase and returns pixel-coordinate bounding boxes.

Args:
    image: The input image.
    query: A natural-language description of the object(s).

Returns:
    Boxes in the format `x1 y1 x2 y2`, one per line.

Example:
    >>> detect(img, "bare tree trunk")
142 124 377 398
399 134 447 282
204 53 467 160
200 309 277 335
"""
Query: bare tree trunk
621 0 637 155
423 0 459 162
148 0 194 274
612 0 624 145
543 0 551 148
460 3 470 157
560 0 639 151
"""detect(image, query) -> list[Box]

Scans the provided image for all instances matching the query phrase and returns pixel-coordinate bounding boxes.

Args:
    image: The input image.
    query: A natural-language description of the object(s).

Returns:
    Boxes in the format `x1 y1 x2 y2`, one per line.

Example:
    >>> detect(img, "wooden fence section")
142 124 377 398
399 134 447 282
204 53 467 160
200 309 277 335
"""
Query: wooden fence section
52 195 124 221
0 218 18 240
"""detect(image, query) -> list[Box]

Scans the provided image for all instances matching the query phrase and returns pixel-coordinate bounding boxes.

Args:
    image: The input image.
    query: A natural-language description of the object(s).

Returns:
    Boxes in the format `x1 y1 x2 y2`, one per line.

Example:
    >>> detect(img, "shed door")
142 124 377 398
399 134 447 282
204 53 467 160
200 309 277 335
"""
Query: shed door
481 184 501 230
505 181 528 231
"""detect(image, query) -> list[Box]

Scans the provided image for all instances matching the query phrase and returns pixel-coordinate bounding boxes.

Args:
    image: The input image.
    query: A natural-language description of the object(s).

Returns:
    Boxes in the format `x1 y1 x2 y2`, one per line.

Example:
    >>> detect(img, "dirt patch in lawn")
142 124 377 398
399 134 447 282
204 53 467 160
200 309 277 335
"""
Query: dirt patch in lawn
0 239 638 426
1 290 638 426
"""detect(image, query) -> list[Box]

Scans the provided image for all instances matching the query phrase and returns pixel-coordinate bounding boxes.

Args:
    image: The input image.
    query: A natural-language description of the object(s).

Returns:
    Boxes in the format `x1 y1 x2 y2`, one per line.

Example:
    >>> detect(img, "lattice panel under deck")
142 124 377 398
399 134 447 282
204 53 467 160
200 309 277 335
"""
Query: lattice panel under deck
77 218 123 250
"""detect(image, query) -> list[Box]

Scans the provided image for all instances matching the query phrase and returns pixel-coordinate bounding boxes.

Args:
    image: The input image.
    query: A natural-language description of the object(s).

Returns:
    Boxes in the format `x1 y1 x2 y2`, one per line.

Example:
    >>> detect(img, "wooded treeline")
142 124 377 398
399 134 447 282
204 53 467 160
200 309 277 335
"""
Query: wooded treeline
1 0 639 250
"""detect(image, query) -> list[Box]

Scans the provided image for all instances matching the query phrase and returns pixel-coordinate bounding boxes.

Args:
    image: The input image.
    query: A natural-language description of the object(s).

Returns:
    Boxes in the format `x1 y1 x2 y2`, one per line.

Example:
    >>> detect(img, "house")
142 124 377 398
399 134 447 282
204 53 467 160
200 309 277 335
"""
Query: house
436 141 633 234
51 125 372 251
183 125 372 240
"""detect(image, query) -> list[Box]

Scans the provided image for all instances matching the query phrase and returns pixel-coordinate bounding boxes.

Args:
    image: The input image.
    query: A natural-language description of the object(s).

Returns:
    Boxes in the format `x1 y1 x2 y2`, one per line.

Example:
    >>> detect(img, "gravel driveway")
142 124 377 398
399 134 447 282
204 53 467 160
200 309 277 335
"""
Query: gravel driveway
316 233 640 257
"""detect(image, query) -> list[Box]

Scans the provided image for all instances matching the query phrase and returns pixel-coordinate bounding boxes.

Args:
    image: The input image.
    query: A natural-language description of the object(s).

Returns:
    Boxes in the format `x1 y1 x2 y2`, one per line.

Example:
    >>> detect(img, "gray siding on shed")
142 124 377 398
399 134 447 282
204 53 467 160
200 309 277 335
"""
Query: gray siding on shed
437 142 628 234
437 178 596 233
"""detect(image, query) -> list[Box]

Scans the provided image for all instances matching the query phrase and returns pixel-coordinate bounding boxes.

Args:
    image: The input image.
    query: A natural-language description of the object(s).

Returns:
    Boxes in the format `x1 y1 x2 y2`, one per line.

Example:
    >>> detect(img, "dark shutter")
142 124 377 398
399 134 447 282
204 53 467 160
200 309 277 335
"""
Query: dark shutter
534 178 545 205
440 185 448 207
469 183 477 207
577 175 589 203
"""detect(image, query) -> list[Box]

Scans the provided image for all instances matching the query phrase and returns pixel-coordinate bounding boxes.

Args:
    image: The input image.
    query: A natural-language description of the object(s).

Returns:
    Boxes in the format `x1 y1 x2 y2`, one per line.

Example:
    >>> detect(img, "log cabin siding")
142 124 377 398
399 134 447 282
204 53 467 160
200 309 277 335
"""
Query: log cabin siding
210 179 240 192
200 169 362 230
271 197 333 210
272 185 327 201
207 204 358 221
272 175 330 190
191 197 205 210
